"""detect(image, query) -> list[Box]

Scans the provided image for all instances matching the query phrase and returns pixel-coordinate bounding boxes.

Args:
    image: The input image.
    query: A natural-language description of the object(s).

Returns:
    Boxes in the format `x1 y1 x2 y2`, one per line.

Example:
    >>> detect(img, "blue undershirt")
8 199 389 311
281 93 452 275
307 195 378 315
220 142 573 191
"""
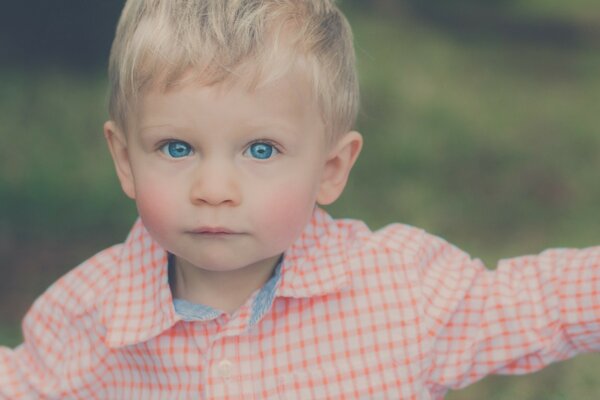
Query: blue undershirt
169 255 283 327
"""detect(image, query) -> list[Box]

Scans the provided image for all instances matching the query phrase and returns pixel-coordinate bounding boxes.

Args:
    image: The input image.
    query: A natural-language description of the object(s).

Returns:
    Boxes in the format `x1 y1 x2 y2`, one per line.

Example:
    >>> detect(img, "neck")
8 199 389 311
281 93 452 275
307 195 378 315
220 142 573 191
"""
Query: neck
170 254 281 314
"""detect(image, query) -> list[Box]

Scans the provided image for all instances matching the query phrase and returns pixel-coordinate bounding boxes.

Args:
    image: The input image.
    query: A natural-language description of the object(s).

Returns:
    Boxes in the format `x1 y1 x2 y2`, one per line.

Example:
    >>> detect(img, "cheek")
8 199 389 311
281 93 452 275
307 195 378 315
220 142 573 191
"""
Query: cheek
255 181 318 244
134 179 179 237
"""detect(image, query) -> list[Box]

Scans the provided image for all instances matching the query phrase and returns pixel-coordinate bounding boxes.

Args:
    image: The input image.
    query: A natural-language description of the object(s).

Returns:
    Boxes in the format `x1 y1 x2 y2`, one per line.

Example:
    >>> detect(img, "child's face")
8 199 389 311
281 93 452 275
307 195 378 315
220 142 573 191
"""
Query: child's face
105 69 362 275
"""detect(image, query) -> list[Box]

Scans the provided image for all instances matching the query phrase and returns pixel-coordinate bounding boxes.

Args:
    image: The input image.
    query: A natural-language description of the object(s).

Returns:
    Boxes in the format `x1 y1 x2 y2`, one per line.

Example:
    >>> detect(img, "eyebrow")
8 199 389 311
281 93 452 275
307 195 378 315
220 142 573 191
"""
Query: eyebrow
137 123 186 134
243 119 300 135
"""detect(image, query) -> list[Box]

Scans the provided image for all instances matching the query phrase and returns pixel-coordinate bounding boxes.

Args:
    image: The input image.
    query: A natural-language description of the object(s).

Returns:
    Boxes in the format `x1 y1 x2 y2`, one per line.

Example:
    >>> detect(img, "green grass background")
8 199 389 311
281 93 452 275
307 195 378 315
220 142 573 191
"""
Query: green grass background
1 1 600 398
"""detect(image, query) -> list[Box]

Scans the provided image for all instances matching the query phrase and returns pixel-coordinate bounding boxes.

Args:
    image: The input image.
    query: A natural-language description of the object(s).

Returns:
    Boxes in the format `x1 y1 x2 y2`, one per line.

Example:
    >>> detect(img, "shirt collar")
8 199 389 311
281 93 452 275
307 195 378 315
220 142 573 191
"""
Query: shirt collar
277 207 352 298
103 219 180 348
103 207 352 348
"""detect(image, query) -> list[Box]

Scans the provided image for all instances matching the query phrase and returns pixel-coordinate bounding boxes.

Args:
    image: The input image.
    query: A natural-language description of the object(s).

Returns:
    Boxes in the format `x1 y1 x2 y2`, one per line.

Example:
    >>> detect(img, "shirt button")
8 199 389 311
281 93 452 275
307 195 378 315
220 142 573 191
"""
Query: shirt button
217 359 234 379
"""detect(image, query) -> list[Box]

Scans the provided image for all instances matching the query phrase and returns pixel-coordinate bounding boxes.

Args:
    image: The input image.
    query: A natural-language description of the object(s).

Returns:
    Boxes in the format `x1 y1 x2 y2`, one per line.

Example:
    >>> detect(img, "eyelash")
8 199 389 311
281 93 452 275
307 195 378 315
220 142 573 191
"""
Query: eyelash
158 140 194 159
247 139 282 151
156 139 283 157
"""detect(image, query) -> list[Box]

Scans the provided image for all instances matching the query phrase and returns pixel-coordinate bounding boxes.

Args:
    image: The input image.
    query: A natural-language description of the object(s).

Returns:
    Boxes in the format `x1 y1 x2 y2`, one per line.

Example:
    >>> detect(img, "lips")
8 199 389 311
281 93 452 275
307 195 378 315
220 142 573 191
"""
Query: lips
189 227 237 234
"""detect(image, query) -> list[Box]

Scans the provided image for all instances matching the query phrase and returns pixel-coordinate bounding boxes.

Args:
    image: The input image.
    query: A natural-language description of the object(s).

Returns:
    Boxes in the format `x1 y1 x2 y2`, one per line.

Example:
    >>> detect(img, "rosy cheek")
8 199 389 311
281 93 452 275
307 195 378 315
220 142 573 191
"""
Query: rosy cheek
135 183 178 237
258 183 317 243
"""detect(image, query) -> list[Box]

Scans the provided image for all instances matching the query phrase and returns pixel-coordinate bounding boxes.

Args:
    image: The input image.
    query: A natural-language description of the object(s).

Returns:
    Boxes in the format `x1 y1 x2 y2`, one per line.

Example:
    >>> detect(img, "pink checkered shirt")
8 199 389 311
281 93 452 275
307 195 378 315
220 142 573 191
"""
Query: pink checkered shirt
1 208 599 399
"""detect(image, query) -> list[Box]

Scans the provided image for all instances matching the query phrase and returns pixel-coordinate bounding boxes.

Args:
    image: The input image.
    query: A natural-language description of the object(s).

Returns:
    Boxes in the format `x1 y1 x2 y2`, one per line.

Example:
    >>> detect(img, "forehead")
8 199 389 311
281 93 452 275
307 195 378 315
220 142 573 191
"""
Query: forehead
136 49 310 107
133 65 324 138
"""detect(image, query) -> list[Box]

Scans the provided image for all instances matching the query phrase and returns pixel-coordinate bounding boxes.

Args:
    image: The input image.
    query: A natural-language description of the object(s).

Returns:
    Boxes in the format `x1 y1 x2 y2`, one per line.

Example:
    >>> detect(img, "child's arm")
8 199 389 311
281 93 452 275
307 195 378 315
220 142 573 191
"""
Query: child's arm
0 305 75 398
0 313 67 399
0 250 116 398
0 292 106 399
417 232 600 393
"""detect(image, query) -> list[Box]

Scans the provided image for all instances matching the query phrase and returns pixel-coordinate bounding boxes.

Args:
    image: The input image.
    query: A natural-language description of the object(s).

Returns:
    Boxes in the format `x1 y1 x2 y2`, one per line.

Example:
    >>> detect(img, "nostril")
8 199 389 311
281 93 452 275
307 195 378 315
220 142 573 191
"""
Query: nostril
189 173 241 206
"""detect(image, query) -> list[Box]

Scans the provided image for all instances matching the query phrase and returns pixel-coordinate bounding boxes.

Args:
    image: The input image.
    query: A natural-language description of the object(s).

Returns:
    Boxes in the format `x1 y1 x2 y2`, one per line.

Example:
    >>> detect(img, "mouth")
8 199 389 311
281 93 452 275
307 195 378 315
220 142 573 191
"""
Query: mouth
188 227 239 235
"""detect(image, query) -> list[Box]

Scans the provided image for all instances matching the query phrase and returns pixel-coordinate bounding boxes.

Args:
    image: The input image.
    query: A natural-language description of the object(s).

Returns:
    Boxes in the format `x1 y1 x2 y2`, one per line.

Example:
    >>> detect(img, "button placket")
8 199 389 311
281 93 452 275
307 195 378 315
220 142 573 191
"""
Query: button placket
217 359 234 379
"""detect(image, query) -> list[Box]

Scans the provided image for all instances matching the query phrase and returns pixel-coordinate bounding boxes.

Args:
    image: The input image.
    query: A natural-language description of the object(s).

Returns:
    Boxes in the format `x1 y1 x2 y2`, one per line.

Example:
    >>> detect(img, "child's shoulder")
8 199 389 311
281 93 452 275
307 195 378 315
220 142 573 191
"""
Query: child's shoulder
334 216 469 270
336 216 427 255
370 222 428 252
28 243 124 320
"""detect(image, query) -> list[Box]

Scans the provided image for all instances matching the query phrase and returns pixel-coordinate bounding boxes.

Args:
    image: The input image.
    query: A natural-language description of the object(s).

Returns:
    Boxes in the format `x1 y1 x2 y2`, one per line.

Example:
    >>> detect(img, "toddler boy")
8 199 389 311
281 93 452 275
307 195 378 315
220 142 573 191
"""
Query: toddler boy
1 0 599 398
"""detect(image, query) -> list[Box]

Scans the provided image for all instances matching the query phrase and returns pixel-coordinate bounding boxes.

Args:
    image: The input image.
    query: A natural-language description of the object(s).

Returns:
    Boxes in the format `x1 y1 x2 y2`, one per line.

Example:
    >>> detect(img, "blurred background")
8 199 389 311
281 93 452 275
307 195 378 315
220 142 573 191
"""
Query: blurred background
1 0 600 398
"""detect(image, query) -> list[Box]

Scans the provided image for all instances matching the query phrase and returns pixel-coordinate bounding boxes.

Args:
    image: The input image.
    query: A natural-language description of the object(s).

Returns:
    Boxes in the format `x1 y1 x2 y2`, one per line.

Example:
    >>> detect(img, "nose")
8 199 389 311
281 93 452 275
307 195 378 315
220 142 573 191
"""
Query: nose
189 159 241 206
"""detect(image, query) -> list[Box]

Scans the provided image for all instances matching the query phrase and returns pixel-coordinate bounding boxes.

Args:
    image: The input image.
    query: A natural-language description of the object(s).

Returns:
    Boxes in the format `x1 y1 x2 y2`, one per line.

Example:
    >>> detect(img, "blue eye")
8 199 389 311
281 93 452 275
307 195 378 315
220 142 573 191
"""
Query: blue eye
247 142 278 160
160 141 193 158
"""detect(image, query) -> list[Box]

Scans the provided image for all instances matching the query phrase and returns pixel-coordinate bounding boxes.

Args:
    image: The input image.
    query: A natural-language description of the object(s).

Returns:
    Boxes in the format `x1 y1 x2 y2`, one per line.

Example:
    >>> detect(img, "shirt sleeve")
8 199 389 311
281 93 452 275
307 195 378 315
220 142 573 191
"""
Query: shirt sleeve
417 233 600 391
1 302 66 398
0 262 112 399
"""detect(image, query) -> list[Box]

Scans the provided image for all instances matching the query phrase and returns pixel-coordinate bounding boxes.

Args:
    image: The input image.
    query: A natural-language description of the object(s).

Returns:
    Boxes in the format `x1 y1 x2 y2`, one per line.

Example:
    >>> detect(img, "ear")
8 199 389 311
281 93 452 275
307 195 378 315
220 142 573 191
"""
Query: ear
317 131 363 205
104 121 136 199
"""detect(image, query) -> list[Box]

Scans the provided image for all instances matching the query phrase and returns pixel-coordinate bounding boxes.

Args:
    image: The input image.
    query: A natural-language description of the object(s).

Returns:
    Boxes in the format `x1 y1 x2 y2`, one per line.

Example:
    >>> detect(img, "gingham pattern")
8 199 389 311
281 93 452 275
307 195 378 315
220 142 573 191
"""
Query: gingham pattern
1 208 599 399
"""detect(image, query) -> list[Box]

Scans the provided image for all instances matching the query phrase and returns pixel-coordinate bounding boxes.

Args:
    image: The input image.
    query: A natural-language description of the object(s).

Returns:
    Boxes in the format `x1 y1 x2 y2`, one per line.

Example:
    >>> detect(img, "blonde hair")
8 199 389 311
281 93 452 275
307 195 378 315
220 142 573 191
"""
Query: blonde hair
107 0 359 143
